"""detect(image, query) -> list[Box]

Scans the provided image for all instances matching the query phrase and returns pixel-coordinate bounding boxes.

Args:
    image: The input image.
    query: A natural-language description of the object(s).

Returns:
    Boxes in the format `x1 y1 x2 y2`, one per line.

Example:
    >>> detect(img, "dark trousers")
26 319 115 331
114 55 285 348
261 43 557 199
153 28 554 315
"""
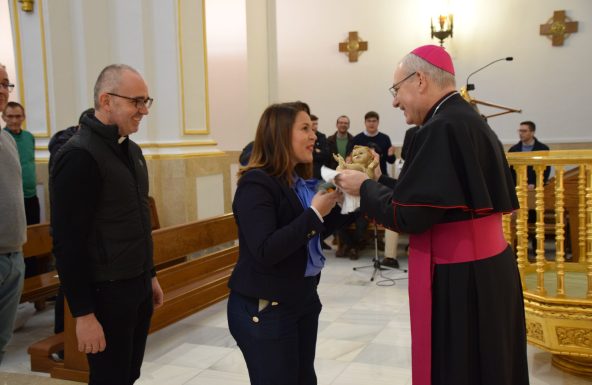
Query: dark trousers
337 216 368 248
24 195 40 225
227 282 322 385
87 273 153 385
24 196 41 278
54 286 64 334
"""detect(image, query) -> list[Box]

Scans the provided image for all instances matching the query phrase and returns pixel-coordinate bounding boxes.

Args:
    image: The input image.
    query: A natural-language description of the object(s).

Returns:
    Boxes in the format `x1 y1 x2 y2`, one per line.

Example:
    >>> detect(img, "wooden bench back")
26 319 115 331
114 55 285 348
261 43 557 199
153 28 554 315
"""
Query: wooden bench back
152 213 237 267
23 223 52 259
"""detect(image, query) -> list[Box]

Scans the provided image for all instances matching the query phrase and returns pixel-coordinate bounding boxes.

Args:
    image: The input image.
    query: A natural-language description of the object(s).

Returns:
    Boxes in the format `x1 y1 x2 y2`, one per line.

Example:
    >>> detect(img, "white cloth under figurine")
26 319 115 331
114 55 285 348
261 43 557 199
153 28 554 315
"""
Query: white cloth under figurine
321 166 360 214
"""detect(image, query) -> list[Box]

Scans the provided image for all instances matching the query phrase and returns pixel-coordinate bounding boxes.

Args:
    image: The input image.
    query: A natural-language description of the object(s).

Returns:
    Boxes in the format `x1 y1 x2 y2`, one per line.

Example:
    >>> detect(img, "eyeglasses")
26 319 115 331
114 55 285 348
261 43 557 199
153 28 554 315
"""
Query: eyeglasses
388 72 416 98
0 82 15 93
107 92 154 109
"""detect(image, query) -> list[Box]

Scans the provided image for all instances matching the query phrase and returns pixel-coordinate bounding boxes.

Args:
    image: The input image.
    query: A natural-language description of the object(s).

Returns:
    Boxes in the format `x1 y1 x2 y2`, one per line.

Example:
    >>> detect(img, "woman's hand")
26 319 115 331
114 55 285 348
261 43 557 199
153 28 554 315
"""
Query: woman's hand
311 189 342 217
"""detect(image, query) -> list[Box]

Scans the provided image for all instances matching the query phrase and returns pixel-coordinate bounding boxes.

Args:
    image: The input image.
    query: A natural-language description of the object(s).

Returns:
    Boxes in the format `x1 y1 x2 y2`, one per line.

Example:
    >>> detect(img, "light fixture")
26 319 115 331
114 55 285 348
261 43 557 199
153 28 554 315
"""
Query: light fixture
431 14 453 47
18 0 34 12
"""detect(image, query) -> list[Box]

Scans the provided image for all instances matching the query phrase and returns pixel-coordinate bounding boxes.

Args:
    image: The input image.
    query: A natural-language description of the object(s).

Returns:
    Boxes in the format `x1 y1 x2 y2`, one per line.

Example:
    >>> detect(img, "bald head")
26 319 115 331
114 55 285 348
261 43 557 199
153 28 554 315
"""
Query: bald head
93 64 141 110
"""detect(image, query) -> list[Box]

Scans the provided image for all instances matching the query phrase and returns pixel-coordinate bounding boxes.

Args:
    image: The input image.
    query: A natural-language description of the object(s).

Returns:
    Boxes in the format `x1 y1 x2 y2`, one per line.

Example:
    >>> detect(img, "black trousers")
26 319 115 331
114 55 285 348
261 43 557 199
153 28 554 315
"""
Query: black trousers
24 195 40 225
227 278 322 385
87 273 153 385
24 196 41 278
337 216 368 248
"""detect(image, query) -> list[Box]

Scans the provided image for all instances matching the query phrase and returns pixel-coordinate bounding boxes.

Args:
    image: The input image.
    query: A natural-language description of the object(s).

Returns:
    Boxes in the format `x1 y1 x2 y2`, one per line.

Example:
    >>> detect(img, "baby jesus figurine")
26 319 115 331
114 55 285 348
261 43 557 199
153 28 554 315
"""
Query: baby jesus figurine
333 145 379 179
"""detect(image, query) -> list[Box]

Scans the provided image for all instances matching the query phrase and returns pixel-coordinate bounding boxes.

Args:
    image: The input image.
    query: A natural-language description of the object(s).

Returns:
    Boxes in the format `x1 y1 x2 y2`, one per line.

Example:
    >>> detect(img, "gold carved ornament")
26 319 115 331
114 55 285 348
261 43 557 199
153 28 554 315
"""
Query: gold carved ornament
540 10 578 46
338 31 368 63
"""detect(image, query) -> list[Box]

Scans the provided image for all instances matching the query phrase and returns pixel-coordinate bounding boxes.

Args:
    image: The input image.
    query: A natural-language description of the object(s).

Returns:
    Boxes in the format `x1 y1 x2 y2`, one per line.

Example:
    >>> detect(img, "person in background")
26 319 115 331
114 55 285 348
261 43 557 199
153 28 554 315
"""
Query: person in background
47 107 94 359
228 101 352 385
335 45 529 385
338 112 396 261
2 101 40 329
325 115 355 253
238 140 254 167
310 114 330 181
508 120 550 256
508 120 550 188
49 108 94 170
2 102 38 225
348 111 396 175
325 115 353 170
0 63 27 366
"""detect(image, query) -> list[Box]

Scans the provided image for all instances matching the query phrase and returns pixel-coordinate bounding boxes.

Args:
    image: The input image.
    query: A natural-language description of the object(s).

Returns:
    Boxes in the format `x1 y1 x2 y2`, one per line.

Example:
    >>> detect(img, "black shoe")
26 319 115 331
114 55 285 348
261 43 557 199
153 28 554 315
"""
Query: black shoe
321 240 331 250
381 258 399 268
336 245 348 258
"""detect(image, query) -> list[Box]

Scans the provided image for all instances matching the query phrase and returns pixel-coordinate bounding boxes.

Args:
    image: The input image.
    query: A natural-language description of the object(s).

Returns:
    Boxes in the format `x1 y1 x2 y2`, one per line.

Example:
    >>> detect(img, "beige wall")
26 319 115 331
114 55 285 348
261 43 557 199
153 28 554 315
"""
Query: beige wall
37 151 241 228
37 143 592 227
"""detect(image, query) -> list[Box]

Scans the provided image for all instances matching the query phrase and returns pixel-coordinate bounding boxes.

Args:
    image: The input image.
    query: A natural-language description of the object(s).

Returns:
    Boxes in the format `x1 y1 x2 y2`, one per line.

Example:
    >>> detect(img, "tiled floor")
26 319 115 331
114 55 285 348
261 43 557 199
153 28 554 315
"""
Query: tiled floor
2 246 591 384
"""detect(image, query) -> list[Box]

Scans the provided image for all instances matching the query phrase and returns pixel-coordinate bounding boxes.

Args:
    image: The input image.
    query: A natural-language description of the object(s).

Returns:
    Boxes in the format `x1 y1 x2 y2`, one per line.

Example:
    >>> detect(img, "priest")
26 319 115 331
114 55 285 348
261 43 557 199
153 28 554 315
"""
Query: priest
334 45 529 385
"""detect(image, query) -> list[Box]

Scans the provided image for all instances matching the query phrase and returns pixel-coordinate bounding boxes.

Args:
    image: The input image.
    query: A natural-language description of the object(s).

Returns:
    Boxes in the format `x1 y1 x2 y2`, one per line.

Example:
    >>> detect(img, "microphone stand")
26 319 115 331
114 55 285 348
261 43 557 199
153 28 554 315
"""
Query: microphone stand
352 222 407 286
466 57 513 92
462 56 522 119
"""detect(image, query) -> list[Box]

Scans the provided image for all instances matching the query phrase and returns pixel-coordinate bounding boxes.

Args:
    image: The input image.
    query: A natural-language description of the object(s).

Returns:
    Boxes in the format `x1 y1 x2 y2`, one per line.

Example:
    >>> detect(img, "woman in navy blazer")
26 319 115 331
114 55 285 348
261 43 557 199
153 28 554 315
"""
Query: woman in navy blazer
228 102 353 385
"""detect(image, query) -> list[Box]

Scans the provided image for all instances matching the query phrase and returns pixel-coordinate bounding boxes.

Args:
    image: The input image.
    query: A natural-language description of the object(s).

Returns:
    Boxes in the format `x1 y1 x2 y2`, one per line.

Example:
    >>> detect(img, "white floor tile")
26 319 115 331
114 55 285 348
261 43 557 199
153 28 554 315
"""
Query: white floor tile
3 251 591 384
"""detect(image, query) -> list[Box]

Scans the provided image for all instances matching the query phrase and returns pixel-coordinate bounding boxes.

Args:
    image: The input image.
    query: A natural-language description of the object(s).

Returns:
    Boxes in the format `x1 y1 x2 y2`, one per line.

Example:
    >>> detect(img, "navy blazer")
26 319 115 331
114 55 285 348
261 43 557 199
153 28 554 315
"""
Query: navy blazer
508 137 550 185
229 168 353 302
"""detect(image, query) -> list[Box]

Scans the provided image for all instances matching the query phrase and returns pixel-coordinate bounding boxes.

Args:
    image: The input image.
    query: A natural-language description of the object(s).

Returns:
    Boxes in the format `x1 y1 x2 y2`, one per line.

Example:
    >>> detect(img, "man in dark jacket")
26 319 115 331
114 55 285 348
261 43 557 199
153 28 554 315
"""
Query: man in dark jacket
48 108 94 170
324 116 359 257
51 64 163 385
311 114 330 180
508 120 550 255
508 120 550 187
48 107 94 358
325 115 353 170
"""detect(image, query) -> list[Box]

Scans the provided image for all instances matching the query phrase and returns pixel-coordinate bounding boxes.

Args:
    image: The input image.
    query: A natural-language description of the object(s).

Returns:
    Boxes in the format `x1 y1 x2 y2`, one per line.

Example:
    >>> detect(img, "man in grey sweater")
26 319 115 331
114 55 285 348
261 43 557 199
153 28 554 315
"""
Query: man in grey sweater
0 63 27 365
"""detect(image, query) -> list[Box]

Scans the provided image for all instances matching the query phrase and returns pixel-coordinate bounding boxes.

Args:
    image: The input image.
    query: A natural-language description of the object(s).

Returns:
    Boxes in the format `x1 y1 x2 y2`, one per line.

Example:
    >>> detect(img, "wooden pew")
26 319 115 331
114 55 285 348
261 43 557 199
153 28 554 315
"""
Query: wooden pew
21 196 161 309
21 224 59 309
29 213 238 382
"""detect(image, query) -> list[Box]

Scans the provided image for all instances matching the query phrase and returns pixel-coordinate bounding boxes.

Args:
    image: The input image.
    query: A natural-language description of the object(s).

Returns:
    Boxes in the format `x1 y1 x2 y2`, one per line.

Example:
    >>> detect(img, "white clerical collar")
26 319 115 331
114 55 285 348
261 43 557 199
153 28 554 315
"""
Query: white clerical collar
118 136 127 144
432 91 458 117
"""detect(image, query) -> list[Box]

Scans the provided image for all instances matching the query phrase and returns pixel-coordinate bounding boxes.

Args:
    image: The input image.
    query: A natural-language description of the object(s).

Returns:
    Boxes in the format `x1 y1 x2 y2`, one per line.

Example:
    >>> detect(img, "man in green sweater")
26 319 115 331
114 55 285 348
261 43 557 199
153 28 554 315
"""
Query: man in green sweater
3 101 39 278
3 101 39 226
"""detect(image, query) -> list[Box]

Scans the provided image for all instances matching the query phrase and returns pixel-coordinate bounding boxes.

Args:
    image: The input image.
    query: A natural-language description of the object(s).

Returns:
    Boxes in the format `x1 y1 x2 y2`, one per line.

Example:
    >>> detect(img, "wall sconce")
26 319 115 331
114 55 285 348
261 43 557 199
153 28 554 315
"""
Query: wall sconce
431 14 453 47
18 0 35 12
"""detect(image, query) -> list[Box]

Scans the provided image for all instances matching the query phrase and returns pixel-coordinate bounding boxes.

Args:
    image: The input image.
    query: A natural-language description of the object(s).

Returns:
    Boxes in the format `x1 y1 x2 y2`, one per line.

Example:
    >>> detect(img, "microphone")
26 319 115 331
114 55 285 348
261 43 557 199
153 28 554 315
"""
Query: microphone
466 57 513 91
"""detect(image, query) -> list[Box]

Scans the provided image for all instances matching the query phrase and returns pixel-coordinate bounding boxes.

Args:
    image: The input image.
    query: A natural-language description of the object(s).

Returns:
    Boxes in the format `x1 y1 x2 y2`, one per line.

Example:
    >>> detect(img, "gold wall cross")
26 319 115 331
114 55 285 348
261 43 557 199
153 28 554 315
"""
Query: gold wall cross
540 10 578 46
338 31 368 62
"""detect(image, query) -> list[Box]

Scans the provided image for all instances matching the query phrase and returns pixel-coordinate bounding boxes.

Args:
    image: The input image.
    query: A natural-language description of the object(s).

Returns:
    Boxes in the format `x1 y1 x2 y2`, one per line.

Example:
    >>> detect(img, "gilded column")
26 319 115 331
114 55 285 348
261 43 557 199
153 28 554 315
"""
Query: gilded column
586 165 592 298
534 164 547 296
555 167 565 297
515 164 528 288
579 166 586 264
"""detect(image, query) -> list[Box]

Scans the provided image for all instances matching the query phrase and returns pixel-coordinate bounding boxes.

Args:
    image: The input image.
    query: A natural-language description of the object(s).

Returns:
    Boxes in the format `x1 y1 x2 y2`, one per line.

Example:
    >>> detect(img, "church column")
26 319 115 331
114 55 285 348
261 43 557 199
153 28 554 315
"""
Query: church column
8 0 52 144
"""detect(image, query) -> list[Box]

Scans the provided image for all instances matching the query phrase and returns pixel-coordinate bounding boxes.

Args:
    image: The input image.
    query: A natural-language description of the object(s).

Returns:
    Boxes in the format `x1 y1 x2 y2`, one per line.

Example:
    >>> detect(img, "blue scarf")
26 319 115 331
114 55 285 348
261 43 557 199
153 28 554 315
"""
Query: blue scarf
293 177 325 277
